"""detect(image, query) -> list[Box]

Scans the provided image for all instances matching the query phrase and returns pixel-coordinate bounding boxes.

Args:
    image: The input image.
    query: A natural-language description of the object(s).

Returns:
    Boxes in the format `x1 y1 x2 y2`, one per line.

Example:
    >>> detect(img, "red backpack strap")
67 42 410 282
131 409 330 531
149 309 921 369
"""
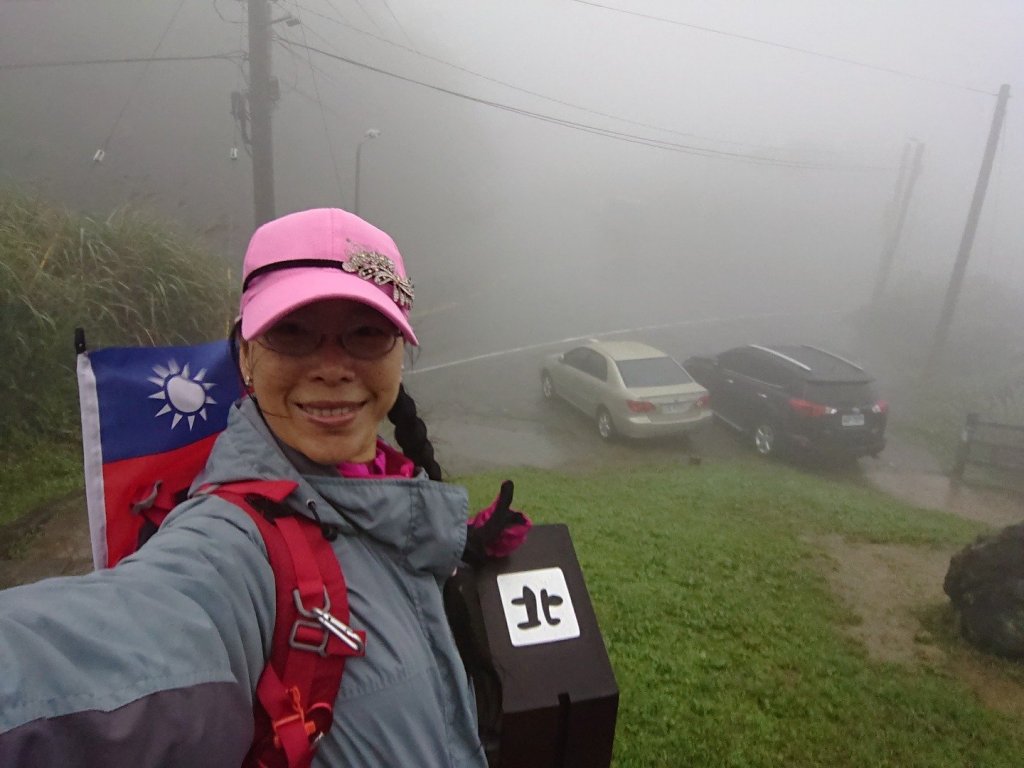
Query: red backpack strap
210 481 365 768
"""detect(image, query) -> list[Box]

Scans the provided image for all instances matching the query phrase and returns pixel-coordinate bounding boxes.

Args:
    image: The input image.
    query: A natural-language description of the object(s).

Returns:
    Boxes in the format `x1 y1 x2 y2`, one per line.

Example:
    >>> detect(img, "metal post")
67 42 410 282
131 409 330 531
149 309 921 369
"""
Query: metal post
872 140 924 303
952 412 979 481
926 84 1011 372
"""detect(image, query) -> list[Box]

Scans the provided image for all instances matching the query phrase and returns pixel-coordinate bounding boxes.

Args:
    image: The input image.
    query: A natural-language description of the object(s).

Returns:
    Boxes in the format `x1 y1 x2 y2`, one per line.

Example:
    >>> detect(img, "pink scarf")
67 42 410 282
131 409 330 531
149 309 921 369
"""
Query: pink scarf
336 439 416 479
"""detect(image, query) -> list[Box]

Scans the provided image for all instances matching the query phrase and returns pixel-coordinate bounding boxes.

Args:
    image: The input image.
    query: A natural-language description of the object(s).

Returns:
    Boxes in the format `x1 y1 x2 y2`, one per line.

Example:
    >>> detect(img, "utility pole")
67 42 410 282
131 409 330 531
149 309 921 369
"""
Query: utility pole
871 139 924 303
926 84 1011 373
247 0 276 227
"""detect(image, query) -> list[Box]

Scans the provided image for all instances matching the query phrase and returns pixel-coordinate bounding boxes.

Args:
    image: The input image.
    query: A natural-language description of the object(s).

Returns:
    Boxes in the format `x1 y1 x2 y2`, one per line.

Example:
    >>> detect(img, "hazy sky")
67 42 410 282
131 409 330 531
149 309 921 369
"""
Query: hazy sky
1 0 1022 339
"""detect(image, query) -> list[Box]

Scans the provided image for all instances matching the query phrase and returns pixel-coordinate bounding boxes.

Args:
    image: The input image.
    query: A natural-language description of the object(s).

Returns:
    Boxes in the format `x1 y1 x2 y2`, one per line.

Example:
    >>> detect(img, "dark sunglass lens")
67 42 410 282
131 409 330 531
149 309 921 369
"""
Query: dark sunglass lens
344 326 397 359
263 322 318 356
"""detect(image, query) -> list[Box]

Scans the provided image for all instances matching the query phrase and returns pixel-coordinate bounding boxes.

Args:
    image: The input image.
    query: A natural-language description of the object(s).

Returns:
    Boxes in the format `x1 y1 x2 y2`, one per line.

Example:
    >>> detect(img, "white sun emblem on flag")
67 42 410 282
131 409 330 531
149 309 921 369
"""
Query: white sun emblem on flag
147 360 218 429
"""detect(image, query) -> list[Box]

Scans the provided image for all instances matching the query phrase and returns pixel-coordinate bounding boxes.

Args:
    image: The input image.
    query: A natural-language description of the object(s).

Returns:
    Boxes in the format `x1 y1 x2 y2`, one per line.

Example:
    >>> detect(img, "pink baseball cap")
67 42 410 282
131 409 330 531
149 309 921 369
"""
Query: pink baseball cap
239 208 418 345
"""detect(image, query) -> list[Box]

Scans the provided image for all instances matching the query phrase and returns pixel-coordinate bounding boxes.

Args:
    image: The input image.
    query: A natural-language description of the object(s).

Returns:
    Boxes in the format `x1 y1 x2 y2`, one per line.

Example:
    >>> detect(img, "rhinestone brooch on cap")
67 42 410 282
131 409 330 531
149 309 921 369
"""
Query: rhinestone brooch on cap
342 250 415 310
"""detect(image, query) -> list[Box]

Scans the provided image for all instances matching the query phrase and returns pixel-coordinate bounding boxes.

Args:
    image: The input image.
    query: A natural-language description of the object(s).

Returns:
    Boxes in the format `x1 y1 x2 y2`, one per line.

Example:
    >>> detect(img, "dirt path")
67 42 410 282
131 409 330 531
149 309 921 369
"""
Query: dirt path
0 490 92 588
829 437 1024 714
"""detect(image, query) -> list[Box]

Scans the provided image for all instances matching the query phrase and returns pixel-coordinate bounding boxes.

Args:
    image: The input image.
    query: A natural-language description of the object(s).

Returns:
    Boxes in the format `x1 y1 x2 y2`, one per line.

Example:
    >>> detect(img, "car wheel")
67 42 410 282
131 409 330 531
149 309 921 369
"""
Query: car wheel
541 372 555 400
596 408 616 441
753 422 777 457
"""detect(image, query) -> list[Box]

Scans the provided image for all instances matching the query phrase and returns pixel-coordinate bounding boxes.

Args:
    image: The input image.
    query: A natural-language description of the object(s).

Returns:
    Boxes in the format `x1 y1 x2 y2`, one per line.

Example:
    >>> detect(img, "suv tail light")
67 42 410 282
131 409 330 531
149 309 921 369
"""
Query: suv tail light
696 394 710 409
871 400 889 414
627 400 656 413
788 398 838 418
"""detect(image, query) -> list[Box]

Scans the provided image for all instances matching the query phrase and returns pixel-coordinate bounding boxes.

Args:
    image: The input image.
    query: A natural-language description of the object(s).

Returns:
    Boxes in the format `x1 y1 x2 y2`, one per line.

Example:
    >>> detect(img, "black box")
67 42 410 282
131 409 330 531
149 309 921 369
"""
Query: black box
475 524 618 768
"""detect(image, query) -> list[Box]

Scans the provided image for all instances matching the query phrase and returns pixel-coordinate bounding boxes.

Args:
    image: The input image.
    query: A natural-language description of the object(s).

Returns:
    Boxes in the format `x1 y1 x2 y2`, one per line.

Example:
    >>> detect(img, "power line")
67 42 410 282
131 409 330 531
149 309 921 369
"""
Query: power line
0 53 244 72
277 37 891 172
289 0 884 162
211 0 245 25
284 4 347 205
334 0 382 35
569 0 995 96
280 36 884 171
282 78 343 117
272 28 302 88
281 18 352 90
290 1 359 28
312 0 354 26
290 1 764 149
378 0 415 47
275 22 356 113
97 0 188 157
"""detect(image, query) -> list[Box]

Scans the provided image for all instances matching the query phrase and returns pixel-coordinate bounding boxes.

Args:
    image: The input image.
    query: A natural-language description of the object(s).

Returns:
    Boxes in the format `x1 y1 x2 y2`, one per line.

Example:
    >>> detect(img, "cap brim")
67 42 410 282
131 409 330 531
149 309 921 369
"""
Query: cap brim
240 268 418 345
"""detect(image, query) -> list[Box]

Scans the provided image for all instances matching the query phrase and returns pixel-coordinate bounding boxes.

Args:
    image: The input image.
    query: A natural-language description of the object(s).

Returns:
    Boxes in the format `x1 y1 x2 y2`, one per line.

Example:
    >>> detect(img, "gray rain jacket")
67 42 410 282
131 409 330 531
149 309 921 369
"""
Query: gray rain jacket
0 397 487 768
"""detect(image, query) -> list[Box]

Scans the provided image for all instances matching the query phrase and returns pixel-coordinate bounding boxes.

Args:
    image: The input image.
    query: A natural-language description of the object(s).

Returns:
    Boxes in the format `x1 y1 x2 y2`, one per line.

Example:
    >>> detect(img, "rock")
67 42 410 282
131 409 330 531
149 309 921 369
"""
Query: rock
944 522 1024 660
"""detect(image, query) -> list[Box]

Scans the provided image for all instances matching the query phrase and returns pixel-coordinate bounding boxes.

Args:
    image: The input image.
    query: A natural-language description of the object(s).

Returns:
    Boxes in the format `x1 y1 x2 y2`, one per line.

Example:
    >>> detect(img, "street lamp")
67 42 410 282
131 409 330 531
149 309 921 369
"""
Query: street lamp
354 128 380 216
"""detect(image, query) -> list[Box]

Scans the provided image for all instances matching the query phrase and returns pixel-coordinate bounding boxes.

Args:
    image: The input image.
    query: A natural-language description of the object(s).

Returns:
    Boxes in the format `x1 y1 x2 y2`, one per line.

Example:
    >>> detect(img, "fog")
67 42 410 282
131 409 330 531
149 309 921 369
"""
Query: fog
2 0 1022 358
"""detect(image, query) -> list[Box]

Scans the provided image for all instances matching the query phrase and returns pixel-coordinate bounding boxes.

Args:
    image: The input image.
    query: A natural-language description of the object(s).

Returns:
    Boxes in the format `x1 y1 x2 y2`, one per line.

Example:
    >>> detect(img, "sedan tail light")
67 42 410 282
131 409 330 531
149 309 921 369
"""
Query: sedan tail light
871 400 889 414
626 400 656 413
696 394 710 409
788 398 838 418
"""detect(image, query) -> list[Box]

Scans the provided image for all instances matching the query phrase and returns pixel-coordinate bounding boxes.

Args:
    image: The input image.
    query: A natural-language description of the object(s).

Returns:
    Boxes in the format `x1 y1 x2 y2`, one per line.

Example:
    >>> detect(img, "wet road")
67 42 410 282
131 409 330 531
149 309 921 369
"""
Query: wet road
404 309 863 475
404 308 1022 530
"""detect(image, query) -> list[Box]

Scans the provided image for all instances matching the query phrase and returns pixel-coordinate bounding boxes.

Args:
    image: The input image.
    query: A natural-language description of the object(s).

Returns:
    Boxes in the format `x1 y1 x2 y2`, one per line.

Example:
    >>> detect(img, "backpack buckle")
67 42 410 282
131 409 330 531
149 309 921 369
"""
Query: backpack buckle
290 588 365 656
269 685 322 752
311 606 365 654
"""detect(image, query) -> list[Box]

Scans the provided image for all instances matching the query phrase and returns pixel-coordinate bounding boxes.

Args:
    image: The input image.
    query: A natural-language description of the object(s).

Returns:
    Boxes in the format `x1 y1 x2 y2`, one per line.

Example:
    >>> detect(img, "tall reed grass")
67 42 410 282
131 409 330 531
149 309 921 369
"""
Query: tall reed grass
0 190 238 441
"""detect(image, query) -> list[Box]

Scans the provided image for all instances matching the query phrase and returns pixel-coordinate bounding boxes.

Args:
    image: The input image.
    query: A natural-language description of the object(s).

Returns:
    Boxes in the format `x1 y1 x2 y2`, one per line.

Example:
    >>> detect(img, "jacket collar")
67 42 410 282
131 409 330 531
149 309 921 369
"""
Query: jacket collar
192 398 468 571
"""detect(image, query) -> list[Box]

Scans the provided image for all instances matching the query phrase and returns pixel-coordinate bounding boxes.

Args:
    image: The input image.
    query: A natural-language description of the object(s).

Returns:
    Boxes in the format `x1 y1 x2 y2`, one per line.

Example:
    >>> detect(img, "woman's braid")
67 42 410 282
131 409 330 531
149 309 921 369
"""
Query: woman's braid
391 384 502 760
388 384 443 481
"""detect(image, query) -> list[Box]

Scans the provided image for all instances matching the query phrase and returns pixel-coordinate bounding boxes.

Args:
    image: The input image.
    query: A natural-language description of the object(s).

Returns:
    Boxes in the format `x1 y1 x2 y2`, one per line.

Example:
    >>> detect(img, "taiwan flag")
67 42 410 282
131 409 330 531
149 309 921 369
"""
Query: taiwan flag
76 339 243 569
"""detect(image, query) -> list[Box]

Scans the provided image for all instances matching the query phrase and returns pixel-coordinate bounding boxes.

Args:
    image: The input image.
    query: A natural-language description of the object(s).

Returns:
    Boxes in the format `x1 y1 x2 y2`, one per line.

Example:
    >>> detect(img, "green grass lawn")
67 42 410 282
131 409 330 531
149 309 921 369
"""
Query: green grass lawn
0 434 82 530
4 434 1022 765
461 460 1024 768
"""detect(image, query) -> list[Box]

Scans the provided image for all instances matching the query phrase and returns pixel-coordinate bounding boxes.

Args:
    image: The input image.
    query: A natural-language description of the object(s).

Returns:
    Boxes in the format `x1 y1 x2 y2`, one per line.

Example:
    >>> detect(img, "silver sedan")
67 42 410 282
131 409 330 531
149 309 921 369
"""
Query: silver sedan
541 340 712 440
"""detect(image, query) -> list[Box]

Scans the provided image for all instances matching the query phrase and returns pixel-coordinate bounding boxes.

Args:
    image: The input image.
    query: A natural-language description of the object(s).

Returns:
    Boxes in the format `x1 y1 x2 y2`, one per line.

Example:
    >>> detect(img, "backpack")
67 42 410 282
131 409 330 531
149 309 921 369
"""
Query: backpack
75 331 361 768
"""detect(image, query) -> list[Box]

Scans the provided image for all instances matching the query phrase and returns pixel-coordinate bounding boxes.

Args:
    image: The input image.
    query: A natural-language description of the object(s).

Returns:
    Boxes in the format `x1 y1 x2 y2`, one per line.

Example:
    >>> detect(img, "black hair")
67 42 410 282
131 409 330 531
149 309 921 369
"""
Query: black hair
386 384 443 481
388 383 502 765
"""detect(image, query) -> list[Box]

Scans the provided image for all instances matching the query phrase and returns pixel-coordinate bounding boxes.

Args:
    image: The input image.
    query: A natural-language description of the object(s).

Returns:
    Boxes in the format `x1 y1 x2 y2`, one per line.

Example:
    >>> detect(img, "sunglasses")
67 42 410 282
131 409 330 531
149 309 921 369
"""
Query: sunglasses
257 320 401 360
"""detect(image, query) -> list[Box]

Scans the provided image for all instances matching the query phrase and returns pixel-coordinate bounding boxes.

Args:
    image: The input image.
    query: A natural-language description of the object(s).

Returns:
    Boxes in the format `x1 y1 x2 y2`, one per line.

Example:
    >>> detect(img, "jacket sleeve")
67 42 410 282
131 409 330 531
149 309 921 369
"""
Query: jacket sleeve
0 496 276 768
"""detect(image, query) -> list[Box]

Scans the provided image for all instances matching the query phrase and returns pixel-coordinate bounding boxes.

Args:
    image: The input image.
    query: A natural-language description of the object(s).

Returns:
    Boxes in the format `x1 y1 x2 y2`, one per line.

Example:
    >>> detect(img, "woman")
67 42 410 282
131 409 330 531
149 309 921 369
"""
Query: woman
0 208 527 767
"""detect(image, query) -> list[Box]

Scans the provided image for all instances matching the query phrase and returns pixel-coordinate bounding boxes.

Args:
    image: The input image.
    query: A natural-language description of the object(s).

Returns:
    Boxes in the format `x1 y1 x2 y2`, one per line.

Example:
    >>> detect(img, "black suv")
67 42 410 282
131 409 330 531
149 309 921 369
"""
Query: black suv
683 345 887 459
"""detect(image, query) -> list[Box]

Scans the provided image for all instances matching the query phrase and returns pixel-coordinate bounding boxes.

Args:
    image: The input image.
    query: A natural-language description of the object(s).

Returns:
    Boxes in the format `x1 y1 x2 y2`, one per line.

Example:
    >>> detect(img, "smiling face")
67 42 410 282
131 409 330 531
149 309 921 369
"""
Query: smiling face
239 299 405 465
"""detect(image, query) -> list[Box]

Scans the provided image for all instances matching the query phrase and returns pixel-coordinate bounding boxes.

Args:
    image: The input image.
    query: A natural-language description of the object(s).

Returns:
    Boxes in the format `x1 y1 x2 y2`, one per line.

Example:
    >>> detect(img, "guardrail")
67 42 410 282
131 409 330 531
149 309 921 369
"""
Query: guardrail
951 412 1024 483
